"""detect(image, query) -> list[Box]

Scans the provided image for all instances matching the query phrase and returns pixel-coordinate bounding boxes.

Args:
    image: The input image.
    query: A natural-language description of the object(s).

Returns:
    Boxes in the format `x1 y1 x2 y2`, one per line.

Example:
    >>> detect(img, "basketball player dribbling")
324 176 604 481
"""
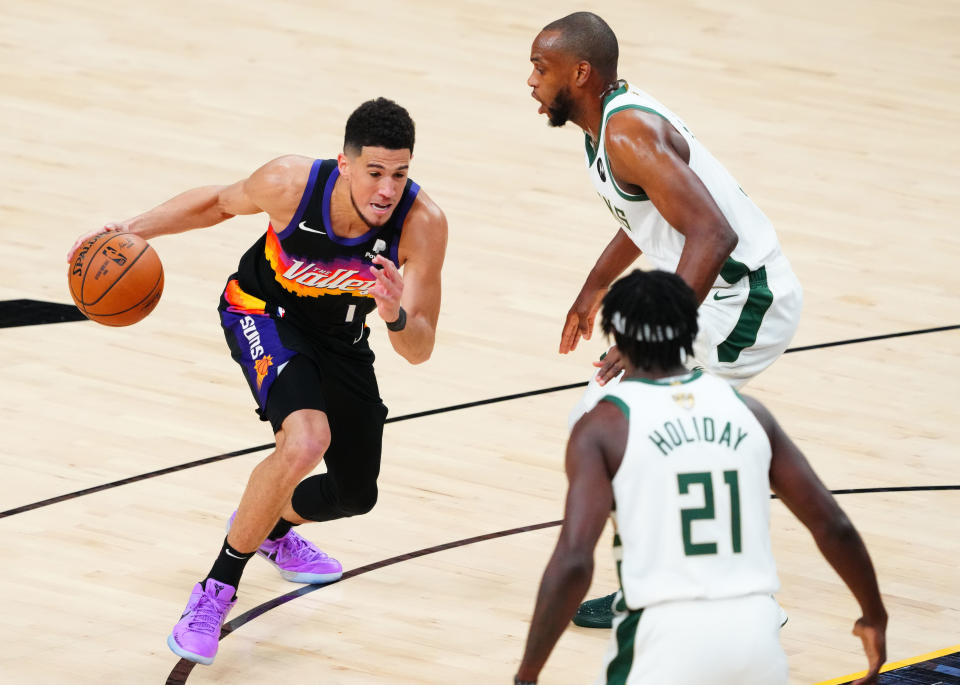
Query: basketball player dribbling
527 12 804 627
515 270 886 685
67 98 448 665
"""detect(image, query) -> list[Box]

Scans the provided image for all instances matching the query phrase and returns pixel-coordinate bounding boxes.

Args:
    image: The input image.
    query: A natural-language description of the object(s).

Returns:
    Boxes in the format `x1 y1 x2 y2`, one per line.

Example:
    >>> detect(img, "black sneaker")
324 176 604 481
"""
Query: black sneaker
572 592 617 628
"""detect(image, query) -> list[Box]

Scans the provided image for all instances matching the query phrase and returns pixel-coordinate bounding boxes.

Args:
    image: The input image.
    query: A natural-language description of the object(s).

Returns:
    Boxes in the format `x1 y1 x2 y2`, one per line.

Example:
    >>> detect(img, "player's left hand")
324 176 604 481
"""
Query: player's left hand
369 254 404 324
592 345 624 385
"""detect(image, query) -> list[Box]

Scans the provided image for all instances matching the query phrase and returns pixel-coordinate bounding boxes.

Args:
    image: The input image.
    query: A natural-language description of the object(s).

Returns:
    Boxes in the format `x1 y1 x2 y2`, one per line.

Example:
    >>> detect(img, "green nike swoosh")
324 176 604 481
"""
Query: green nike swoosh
713 291 738 301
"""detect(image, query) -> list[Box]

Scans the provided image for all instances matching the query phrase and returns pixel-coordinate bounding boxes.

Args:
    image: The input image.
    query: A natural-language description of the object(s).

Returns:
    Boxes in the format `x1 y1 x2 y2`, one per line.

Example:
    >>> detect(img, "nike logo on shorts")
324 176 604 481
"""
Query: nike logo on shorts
713 291 738 301
299 221 326 234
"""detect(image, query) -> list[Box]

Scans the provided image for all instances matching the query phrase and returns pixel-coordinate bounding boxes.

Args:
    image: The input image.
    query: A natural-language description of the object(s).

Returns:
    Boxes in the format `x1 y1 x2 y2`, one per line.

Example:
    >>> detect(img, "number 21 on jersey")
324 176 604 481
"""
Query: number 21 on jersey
677 470 742 556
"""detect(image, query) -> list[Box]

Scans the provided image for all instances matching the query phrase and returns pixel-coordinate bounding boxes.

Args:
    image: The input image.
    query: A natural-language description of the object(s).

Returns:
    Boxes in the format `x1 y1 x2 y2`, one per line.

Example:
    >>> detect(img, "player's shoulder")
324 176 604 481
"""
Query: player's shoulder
405 187 448 237
245 155 314 207
737 392 776 439
574 397 629 441
252 154 314 183
571 397 629 473
604 105 671 153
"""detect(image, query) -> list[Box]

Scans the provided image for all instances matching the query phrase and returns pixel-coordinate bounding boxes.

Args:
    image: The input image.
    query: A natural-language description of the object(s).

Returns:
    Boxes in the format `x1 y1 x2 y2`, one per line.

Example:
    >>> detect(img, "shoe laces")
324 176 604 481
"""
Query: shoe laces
279 531 329 562
188 594 227 634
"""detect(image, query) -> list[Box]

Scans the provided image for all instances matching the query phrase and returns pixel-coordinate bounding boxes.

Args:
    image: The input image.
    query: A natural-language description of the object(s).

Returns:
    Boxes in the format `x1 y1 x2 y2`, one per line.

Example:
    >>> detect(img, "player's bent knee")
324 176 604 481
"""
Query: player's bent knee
276 428 330 477
338 485 378 517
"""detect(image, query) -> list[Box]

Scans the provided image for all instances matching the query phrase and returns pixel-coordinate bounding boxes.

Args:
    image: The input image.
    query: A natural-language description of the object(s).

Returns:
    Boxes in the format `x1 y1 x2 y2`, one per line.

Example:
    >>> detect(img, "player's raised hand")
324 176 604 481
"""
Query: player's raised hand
369 254 404 324
559 287 606 353
849 617 886 684
592 346 624 386
67 222 128 263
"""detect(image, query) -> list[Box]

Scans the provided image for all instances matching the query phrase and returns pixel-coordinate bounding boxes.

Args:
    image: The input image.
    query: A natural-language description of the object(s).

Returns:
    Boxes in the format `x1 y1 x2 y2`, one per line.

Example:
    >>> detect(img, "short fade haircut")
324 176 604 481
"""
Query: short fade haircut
541 12 619 83
600 270 699 371
343 97 415 156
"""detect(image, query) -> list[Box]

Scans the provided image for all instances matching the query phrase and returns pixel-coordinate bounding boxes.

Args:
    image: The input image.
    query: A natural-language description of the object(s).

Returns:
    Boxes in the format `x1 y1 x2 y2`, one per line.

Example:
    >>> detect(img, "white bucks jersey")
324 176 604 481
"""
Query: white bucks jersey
603 370 779 609
586 83 782 285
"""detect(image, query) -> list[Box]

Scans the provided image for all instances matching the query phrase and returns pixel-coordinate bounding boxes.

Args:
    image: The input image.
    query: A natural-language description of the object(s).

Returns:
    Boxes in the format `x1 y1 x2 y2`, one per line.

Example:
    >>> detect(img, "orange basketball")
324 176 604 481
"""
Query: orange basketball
68 232 164 326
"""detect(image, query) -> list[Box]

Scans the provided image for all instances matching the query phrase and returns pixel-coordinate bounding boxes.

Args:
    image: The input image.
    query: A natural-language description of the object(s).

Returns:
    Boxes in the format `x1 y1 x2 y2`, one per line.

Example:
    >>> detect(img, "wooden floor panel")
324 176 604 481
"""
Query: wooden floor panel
1 0 957 682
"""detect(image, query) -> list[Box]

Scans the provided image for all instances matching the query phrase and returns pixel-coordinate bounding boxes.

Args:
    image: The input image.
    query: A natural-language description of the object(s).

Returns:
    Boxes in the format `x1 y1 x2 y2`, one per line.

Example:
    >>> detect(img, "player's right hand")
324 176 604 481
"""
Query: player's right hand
592 345 624 385
849 616 886 684
559 287 606 354
66 222 127 263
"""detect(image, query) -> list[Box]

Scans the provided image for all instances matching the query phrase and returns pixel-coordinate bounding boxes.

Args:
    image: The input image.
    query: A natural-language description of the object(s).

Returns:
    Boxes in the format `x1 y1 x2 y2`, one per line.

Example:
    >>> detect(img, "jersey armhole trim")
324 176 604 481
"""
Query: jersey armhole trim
602 105 664 202
600 394 630 421
276 158 325 240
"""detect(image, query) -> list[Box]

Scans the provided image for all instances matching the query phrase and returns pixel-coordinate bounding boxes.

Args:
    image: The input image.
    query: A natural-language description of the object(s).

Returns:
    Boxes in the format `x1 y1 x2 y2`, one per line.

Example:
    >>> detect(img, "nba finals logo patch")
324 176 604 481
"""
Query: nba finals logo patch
672 392 695 410
255 355 273 390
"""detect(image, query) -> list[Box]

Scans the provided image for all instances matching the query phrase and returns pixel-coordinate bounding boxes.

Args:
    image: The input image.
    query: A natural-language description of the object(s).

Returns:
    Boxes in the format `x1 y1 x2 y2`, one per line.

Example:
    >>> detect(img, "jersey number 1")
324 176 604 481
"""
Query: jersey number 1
677 471 742 556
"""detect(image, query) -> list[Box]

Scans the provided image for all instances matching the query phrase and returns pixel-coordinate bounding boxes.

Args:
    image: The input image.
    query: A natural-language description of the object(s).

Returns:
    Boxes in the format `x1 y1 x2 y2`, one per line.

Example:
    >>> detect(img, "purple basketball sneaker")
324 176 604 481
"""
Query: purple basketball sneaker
227 511 343 584
167 580 236 665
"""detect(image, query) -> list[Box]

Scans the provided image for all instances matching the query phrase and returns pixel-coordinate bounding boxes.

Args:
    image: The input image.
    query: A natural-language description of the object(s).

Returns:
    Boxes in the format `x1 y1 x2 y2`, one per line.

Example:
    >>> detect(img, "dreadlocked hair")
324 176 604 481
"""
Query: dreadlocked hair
600 269 699 371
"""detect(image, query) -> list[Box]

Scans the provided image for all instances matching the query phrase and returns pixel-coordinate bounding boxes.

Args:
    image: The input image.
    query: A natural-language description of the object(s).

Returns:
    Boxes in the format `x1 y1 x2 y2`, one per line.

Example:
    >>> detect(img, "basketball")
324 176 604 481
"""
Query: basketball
68 231 164 326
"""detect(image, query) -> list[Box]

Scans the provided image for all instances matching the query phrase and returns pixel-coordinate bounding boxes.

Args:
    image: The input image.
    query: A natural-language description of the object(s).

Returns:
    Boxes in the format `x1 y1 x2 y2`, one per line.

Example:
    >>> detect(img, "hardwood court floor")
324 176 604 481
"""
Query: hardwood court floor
0 0 957 683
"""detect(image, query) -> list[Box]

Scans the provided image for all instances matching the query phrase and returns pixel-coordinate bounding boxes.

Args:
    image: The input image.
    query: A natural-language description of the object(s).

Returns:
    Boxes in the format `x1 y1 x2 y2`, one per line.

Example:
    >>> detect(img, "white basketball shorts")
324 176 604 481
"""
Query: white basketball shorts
596 593 788 685
569 255 802 428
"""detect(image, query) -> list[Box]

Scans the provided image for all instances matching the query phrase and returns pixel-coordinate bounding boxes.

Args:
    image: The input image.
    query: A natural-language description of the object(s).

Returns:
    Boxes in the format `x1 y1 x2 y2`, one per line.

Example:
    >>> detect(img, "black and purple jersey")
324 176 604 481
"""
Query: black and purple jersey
223 158 420 343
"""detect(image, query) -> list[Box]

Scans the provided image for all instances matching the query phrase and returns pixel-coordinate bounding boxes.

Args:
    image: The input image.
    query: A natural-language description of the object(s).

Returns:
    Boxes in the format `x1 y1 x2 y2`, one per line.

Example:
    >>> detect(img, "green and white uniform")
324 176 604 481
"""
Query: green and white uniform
595 370 787 685
571 83 802 426
586 83 781 280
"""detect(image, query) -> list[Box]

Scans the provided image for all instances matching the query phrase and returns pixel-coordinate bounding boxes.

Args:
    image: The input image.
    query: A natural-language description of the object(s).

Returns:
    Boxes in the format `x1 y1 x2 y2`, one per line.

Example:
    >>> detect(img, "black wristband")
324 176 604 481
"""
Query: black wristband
386 306 407 331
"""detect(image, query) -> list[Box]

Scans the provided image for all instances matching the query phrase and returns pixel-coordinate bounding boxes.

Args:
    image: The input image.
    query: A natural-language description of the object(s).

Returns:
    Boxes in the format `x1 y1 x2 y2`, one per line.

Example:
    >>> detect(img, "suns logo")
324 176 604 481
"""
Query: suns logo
254 355 273 389
239 316 265 358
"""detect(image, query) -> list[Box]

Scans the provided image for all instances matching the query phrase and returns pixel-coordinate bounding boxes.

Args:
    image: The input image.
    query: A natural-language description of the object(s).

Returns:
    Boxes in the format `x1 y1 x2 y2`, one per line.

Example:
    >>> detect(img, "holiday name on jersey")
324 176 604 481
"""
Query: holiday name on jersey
649 416 749 456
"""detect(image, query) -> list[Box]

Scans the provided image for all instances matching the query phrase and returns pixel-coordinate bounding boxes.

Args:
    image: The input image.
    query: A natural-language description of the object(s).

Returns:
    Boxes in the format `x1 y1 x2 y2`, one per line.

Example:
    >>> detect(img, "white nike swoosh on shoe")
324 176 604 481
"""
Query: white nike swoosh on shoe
299 221 326 234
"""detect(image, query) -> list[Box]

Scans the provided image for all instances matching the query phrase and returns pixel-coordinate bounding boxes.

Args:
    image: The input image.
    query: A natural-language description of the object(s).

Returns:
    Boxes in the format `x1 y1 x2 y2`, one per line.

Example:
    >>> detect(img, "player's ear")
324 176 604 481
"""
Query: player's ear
337 152 350 178
575 61 591 87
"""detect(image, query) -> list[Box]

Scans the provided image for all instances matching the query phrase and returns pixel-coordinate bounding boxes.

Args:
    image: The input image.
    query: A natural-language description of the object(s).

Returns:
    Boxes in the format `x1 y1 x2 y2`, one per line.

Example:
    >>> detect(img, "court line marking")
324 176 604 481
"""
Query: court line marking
0 323 950 679
811 643 960 685
166 491 957 683
1 324 957 520
164 519 563 684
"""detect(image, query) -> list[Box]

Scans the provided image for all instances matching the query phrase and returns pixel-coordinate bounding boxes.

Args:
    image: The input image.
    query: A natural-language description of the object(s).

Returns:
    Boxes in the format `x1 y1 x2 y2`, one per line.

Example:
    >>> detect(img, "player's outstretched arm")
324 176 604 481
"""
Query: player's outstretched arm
604 111 738 302
67 155 312 262
744 395 888 684
560 229 641 354
516 401 625 683
370 189 447 364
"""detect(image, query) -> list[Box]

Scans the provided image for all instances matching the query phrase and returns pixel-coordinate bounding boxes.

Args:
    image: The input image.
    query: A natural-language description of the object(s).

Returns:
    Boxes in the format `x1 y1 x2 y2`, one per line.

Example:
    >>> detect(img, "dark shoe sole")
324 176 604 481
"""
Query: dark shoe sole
571 592 616 629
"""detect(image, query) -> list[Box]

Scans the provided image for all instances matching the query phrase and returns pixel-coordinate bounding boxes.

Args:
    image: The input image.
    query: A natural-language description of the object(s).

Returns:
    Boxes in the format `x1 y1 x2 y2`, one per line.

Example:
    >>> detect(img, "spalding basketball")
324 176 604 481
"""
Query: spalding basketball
68 232 164 326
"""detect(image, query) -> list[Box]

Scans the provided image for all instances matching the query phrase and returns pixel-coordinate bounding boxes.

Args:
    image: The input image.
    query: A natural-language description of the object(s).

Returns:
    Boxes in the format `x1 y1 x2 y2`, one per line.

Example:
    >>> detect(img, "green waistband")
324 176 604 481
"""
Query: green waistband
747 265 768 288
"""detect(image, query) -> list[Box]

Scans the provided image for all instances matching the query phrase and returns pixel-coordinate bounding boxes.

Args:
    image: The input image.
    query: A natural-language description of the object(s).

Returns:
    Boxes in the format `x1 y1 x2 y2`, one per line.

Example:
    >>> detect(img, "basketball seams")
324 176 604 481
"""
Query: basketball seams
91 272 164 324
77 232 125 307
68 231 164 326
69 267 87 316
80 235 152 308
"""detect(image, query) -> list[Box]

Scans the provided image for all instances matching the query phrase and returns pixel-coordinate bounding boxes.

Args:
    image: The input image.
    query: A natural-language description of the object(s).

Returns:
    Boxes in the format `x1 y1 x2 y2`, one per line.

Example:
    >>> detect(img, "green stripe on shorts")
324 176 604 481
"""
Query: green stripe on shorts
606 608 643 685
717 266 773 363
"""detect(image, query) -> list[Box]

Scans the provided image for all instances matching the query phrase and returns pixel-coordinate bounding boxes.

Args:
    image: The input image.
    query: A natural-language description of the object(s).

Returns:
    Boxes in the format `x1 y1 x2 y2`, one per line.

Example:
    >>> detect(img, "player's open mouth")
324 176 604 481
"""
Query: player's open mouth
531 93 545 114
371 202 392 214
